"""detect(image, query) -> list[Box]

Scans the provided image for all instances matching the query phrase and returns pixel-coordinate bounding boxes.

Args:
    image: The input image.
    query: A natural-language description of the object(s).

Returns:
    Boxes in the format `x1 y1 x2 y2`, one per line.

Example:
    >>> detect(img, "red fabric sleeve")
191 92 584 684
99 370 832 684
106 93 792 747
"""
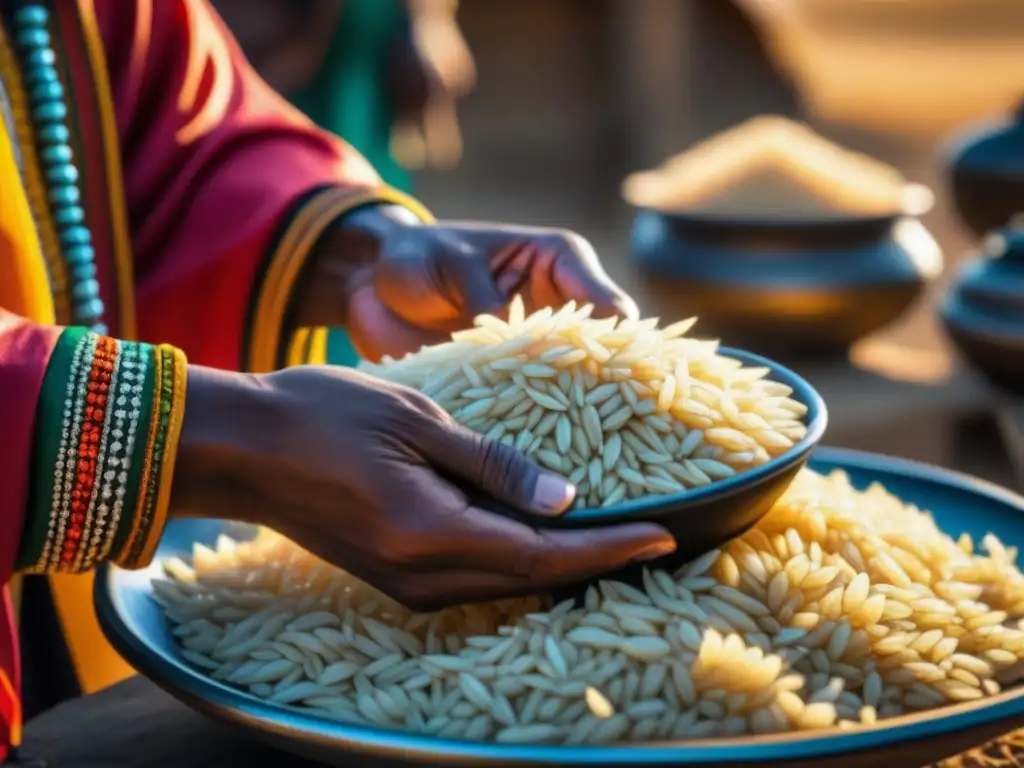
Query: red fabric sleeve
93 0 388 370
0 311 61 756
0 311 60 587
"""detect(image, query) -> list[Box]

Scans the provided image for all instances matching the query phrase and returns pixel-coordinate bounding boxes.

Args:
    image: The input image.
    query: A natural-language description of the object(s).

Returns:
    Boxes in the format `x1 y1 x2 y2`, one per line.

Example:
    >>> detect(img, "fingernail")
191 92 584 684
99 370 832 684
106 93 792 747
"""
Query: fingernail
632 540 677 563
532 474 576 516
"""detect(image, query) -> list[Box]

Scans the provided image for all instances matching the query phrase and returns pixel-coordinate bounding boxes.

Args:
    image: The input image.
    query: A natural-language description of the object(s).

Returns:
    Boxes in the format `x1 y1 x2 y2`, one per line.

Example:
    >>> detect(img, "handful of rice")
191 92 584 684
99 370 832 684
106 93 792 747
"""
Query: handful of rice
359 298 809 509
158 469 1024 744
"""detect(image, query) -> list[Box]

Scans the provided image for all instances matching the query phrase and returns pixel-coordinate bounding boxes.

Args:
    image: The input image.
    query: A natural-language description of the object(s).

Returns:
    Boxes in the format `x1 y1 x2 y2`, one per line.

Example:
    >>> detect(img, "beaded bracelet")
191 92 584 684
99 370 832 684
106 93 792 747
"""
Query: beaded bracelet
18 330 185 574
116 344 188 570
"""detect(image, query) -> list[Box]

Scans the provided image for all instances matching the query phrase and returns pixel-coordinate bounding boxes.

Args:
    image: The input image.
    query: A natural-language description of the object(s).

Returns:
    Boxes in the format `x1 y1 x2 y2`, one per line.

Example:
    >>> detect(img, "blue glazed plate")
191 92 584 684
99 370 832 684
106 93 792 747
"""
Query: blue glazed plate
95 448 1024 767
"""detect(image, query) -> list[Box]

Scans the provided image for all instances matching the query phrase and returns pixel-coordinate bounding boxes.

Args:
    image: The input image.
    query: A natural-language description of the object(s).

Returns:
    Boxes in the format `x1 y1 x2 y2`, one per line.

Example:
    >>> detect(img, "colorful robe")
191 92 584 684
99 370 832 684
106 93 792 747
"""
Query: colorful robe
0 0 429 759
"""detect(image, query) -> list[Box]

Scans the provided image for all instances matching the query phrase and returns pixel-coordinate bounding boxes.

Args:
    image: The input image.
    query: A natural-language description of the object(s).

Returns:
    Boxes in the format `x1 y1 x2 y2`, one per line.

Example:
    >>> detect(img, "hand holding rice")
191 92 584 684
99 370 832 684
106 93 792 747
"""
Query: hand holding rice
359 297 809 509
152 303 1024 745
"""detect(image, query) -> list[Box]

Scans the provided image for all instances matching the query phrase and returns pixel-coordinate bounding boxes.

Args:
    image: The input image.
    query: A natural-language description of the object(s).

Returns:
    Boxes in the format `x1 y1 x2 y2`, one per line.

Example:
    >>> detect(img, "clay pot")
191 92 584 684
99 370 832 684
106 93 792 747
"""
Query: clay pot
629 209 942 358
948 99 1024 237
940 225 1024 394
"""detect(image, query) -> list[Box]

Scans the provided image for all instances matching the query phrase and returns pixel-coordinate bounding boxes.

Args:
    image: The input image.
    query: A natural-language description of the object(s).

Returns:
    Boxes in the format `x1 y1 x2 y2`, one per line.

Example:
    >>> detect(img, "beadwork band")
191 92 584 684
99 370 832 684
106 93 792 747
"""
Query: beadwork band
3 3 106 331
19 329 187 574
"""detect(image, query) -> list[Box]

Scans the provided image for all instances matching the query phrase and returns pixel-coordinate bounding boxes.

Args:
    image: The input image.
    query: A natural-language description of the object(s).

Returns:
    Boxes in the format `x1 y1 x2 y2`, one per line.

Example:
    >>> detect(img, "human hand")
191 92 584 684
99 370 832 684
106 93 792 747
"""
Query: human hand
171 365 675 610
291 206 639 362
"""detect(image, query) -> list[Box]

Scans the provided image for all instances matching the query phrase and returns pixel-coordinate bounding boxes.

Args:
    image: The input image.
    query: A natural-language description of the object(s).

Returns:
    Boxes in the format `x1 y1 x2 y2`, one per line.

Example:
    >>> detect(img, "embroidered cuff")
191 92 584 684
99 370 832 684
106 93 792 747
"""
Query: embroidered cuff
19 329 188 573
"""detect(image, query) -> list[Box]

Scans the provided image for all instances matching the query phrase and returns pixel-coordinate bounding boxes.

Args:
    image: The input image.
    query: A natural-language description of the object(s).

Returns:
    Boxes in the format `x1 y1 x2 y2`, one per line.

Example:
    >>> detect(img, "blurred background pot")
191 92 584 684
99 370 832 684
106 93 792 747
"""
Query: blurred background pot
629 209 942 358
947 99 1024 238
940 225 1024 394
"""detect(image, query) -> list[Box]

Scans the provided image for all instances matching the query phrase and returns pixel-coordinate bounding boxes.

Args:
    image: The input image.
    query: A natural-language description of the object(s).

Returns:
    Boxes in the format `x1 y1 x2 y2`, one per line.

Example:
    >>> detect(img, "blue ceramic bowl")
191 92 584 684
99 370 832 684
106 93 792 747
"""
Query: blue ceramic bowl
454 347 827 568
940 227 1024 394
948 100 1024 237
96 448 1024 768
628 210 940 356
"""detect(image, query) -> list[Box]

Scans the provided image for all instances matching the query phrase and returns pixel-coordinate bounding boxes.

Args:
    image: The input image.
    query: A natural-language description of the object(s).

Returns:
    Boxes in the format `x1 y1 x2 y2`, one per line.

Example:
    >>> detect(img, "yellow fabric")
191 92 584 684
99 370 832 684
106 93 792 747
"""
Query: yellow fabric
49 575 134 693
285 327 330 367
0 26 68 323
0 98 53 323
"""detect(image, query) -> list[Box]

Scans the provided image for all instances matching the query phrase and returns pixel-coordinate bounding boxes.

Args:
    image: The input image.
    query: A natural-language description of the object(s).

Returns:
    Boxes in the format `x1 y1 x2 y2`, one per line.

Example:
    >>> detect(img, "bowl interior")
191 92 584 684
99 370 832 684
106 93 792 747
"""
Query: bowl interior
463 347 826 526
95 447 1024 766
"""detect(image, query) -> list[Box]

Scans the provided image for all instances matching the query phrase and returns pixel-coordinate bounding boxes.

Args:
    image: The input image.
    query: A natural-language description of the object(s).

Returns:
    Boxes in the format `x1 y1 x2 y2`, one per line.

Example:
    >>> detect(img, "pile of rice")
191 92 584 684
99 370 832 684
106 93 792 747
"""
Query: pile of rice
359 298 809 509
157 469 1024 744
154 305 1024 744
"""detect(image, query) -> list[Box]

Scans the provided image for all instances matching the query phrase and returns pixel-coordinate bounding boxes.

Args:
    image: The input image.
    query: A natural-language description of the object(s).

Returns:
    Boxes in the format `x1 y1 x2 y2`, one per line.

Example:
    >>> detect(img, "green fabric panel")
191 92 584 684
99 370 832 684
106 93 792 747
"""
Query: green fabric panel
19 327 87 571
289 0 413 368
290 0 411 192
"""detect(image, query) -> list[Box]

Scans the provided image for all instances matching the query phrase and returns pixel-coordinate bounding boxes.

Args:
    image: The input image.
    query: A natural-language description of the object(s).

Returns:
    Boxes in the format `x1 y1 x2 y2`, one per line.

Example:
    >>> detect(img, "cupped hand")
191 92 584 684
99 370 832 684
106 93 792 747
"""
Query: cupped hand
292 207 639 363
172 365 675 610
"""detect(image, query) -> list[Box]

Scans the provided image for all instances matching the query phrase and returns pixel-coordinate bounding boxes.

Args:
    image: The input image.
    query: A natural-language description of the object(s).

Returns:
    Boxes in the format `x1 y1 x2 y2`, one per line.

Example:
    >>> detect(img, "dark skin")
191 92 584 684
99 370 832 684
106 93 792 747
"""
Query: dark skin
169 209 674 612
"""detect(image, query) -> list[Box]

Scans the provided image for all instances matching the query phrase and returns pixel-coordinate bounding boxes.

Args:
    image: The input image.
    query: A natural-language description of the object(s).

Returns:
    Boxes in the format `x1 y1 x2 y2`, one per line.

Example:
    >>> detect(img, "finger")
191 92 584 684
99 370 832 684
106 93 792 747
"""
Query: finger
547 234 639 320
433 237 508 318
406 418 576 517
491 242 538 300
517 524 676 585
323 544 538 610
443 504 677 583
341 477 676 600
400 483 678 581
490 241 525 274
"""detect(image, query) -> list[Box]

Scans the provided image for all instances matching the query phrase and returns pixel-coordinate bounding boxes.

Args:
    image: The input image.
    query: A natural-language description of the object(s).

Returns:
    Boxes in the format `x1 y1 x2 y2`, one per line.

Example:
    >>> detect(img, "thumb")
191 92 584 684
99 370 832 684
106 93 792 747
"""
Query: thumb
416 420 577 517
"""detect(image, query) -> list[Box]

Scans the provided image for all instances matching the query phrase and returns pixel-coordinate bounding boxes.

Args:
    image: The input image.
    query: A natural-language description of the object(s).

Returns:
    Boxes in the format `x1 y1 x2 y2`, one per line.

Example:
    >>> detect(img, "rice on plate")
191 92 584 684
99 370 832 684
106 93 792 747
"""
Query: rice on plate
153 303 1024 745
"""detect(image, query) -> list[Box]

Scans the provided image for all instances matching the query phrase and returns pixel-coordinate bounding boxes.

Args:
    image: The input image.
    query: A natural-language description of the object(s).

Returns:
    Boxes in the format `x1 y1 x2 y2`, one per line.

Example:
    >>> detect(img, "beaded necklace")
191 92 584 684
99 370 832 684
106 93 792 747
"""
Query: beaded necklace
2 3 106 333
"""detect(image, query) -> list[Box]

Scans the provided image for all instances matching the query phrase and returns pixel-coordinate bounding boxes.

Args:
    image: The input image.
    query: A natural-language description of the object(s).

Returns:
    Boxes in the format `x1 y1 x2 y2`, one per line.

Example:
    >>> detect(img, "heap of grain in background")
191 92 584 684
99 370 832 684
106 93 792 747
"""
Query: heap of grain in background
620 115 933 219
360 299 808 509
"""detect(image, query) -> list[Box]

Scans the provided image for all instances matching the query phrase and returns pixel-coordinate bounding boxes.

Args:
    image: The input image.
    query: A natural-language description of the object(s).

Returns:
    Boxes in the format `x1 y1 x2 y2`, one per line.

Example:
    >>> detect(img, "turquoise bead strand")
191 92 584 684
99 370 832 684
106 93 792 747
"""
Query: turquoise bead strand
11 2 107 334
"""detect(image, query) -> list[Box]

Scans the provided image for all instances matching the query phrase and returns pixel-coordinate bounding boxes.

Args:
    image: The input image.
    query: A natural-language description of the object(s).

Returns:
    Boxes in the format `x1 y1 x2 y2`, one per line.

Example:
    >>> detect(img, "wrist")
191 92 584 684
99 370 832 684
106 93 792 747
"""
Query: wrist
246 186 433 373
287 204 423 332
169 365 282 527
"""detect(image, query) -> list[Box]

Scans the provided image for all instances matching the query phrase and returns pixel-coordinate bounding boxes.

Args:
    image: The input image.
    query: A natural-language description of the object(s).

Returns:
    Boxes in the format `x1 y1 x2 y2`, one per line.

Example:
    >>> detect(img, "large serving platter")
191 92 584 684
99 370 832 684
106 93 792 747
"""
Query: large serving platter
96 448 1024 767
